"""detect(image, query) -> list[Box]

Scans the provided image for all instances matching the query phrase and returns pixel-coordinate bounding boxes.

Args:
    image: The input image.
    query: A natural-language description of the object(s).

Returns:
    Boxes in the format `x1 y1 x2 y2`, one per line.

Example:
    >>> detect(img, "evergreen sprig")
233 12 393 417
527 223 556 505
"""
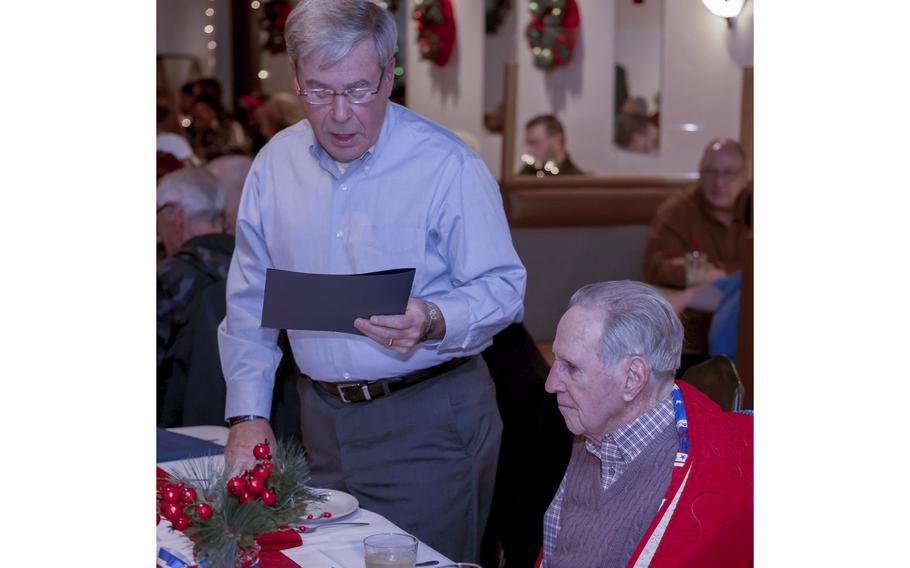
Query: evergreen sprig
163 440 325 566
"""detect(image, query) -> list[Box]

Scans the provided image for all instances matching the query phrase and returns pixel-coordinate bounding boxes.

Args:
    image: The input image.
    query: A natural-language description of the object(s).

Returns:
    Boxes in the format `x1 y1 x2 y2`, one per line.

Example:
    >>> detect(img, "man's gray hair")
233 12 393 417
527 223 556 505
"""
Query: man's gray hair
157 167 225 222
285 0 397 72
569 280 683 378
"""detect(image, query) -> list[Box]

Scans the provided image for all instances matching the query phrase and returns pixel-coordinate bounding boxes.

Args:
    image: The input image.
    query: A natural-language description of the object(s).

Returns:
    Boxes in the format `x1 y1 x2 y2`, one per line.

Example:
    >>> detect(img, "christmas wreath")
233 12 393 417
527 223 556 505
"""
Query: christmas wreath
413 0 457 66
525 0 580 71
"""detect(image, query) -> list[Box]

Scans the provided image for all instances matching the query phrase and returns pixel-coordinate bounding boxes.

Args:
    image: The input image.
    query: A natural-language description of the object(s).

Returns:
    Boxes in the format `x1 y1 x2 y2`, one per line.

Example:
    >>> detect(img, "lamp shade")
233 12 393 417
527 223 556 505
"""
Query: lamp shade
701 0 745 19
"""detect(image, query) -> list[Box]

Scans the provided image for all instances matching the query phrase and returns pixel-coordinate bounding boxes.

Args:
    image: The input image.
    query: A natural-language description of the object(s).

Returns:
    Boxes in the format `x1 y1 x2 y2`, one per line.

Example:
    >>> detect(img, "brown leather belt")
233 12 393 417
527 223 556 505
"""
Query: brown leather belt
314 356 472 404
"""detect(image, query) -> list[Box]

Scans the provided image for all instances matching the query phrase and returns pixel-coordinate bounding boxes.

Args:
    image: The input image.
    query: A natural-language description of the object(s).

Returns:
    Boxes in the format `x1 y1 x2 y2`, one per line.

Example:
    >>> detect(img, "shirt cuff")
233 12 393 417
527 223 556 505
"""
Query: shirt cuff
431 295 470 351
224 378 273 421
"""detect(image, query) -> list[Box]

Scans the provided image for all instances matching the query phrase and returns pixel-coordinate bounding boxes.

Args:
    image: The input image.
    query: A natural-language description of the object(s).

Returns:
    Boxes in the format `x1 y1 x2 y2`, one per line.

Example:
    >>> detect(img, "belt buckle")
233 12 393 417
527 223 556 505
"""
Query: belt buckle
335 382 372 403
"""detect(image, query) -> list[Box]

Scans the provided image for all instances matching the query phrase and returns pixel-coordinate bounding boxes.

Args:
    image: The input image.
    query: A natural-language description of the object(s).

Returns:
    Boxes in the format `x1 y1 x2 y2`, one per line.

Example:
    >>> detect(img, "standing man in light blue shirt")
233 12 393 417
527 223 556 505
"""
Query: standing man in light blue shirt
217 0 526 561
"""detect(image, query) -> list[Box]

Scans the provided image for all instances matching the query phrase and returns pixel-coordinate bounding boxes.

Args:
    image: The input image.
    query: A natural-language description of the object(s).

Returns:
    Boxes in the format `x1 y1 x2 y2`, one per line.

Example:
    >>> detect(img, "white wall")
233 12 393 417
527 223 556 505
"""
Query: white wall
513 0 747 176
404 0 486 165
615 0 662 115
402 0 751 178
157 0 233 106
156 0 751 176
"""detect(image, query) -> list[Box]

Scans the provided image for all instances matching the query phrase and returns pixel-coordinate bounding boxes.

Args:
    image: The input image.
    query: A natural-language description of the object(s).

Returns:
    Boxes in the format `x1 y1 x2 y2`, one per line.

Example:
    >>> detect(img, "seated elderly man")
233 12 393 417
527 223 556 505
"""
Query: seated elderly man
156 167 234 422
542 281 752 567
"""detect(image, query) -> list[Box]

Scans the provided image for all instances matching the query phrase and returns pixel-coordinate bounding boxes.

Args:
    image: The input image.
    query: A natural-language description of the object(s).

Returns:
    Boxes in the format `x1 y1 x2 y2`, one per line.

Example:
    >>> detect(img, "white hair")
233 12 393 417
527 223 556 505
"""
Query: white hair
285 0 397 72
206 155 252 231
569 280 683 378
206 155 251 199
157 167 224 222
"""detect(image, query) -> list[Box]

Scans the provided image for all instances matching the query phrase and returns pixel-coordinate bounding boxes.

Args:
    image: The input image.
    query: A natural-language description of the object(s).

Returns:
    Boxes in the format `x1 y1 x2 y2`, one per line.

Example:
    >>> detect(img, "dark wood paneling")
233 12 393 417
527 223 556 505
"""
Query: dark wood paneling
741 66 753 177
231 0 261 108
502 176 694 228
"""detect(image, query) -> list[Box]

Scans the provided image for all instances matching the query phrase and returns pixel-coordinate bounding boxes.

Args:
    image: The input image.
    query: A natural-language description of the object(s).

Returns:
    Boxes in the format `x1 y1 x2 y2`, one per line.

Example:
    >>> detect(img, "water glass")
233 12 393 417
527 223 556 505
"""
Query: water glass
363 533 418 568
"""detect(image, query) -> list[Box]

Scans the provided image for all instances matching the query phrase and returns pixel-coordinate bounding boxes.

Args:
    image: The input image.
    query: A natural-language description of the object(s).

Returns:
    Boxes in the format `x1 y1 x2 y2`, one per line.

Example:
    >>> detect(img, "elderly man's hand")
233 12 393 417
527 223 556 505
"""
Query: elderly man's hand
354 298 444 354
225 419 276 475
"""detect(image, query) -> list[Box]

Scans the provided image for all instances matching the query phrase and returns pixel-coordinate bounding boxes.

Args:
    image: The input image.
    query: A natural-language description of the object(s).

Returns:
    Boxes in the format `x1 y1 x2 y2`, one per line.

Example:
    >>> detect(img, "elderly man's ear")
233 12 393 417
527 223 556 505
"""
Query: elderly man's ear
621 356 650 402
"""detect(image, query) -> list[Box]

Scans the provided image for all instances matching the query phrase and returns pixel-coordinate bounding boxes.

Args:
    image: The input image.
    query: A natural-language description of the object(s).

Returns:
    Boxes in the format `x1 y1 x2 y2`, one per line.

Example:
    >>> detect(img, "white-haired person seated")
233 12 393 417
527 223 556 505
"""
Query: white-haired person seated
156 168 234 422
540 280 752 567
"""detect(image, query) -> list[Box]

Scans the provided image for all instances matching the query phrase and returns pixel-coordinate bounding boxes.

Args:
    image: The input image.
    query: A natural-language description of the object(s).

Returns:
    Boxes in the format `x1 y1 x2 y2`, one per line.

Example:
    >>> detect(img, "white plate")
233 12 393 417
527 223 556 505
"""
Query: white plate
302 488 359 522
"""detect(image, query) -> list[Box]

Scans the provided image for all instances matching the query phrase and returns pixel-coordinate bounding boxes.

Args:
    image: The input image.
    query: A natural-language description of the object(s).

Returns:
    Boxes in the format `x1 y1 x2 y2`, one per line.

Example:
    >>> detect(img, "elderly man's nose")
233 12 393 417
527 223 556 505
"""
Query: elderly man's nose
544 368 560 393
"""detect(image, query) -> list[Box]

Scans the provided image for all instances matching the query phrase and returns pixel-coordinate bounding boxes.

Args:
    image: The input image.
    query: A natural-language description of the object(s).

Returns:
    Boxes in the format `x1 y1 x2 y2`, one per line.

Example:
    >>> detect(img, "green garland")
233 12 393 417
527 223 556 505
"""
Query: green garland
159 440 324 567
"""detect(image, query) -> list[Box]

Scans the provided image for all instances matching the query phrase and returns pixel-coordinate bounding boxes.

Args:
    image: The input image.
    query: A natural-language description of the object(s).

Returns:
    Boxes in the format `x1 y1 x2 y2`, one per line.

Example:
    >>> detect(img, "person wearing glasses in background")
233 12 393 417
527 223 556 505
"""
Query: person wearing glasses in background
217 0 526 563
643 138 752 289
642 138 752 371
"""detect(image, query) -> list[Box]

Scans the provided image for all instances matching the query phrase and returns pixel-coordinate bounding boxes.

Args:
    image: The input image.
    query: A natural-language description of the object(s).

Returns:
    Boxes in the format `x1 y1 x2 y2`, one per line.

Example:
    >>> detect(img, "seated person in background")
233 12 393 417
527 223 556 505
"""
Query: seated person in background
156 168 234 421
642 138 751 370
206 154 253 235
189 94 251 161
542 280 752 567
614 112 658 154
251 92 307 145
619 95 647 116
643 137 752 289
518 114 584 177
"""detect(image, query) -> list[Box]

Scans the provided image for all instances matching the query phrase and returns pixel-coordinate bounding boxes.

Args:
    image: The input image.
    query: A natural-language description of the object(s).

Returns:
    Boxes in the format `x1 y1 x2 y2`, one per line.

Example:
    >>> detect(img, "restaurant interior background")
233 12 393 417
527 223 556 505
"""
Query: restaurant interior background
157 0 755 401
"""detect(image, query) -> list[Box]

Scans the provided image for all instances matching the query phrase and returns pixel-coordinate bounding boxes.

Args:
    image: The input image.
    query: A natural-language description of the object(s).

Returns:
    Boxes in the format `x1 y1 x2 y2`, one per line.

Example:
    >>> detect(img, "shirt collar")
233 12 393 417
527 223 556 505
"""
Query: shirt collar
695 183 753 225
307 101 397 179
586 393 675 464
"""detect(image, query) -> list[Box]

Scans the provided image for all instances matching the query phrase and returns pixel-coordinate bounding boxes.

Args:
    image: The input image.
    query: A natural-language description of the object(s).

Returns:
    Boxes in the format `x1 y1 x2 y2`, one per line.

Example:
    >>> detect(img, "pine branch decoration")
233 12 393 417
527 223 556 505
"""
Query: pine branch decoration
158 439 325 566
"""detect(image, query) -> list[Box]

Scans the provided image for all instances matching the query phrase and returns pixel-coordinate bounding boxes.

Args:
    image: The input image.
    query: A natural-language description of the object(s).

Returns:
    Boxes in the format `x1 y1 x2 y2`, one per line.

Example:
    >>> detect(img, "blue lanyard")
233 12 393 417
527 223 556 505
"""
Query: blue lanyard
671 384 690 466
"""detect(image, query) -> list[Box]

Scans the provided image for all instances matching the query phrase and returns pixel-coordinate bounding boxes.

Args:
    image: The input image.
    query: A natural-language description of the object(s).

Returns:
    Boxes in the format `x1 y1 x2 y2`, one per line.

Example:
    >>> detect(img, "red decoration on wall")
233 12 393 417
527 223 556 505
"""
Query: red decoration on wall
260 0 293 55
525 0 580 71
413 0 456 66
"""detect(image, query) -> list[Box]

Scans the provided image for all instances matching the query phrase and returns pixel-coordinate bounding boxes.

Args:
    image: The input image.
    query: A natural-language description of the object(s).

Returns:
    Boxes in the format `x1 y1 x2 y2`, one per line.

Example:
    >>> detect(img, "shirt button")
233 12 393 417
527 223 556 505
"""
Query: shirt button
336 231 343 239
364 166 370 172
343 372 351 379
340 184 348 191
608 467 615 475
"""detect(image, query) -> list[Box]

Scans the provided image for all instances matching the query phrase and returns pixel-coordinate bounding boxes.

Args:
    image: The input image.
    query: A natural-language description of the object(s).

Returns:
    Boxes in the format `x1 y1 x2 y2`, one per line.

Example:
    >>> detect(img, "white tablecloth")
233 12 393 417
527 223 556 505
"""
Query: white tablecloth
158 428 453 567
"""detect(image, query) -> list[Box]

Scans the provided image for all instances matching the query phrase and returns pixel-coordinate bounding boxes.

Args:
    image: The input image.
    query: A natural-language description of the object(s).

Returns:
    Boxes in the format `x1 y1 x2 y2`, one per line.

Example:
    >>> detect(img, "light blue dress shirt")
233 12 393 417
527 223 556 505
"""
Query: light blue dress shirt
218 102 527 418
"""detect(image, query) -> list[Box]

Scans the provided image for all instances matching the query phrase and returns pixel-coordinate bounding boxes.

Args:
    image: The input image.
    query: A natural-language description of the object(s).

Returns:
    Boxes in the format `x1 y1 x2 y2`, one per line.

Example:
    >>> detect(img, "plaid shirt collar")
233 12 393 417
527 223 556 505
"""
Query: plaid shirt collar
584 394 675 488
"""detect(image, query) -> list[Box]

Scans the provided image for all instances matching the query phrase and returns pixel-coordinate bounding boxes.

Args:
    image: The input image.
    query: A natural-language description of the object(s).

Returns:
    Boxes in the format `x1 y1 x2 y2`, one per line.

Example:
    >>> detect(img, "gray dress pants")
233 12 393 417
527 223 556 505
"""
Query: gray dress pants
297 356 502 563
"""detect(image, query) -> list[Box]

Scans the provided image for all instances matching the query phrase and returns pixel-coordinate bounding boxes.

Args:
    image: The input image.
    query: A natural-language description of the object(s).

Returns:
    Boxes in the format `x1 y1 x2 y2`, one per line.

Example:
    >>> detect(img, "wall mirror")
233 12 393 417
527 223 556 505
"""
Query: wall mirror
613 0 663 155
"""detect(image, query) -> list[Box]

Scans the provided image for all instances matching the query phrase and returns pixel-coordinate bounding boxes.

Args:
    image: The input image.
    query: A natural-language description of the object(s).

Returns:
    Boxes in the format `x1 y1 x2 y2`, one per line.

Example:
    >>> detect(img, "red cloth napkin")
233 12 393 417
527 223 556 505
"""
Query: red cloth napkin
256 530 303 568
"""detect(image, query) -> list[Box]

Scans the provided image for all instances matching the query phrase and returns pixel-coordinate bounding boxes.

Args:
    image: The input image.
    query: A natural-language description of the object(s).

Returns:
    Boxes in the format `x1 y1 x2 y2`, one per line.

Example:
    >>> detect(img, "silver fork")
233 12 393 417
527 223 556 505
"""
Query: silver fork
294 521 370 533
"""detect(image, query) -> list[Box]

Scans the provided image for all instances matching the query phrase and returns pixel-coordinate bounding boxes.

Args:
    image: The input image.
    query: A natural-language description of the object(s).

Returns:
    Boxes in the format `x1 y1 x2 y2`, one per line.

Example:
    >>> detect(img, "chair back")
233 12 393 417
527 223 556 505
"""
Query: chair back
680 355 744 412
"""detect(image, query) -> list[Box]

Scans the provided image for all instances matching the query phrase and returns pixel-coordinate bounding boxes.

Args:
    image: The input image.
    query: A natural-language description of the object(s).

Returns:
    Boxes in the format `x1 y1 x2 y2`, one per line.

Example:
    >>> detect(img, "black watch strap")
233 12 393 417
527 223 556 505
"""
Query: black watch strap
226 415 268 427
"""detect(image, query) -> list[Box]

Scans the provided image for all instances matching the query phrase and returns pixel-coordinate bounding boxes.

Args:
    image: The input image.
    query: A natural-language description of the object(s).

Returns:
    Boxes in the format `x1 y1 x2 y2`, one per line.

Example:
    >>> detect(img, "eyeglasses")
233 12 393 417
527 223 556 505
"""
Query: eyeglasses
699 169 742 179
296 73 384 105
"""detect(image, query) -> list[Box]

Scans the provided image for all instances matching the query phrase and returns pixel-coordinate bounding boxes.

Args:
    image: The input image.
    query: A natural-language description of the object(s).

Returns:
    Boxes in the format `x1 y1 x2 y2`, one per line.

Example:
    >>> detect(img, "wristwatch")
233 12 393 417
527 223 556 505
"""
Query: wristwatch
226 415 268 427
422 301 440 341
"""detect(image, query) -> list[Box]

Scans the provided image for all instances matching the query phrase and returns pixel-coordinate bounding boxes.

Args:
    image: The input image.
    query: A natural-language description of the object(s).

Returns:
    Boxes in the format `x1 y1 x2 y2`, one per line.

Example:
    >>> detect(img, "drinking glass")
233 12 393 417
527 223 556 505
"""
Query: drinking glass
684 250 708 287
363 533 418 568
